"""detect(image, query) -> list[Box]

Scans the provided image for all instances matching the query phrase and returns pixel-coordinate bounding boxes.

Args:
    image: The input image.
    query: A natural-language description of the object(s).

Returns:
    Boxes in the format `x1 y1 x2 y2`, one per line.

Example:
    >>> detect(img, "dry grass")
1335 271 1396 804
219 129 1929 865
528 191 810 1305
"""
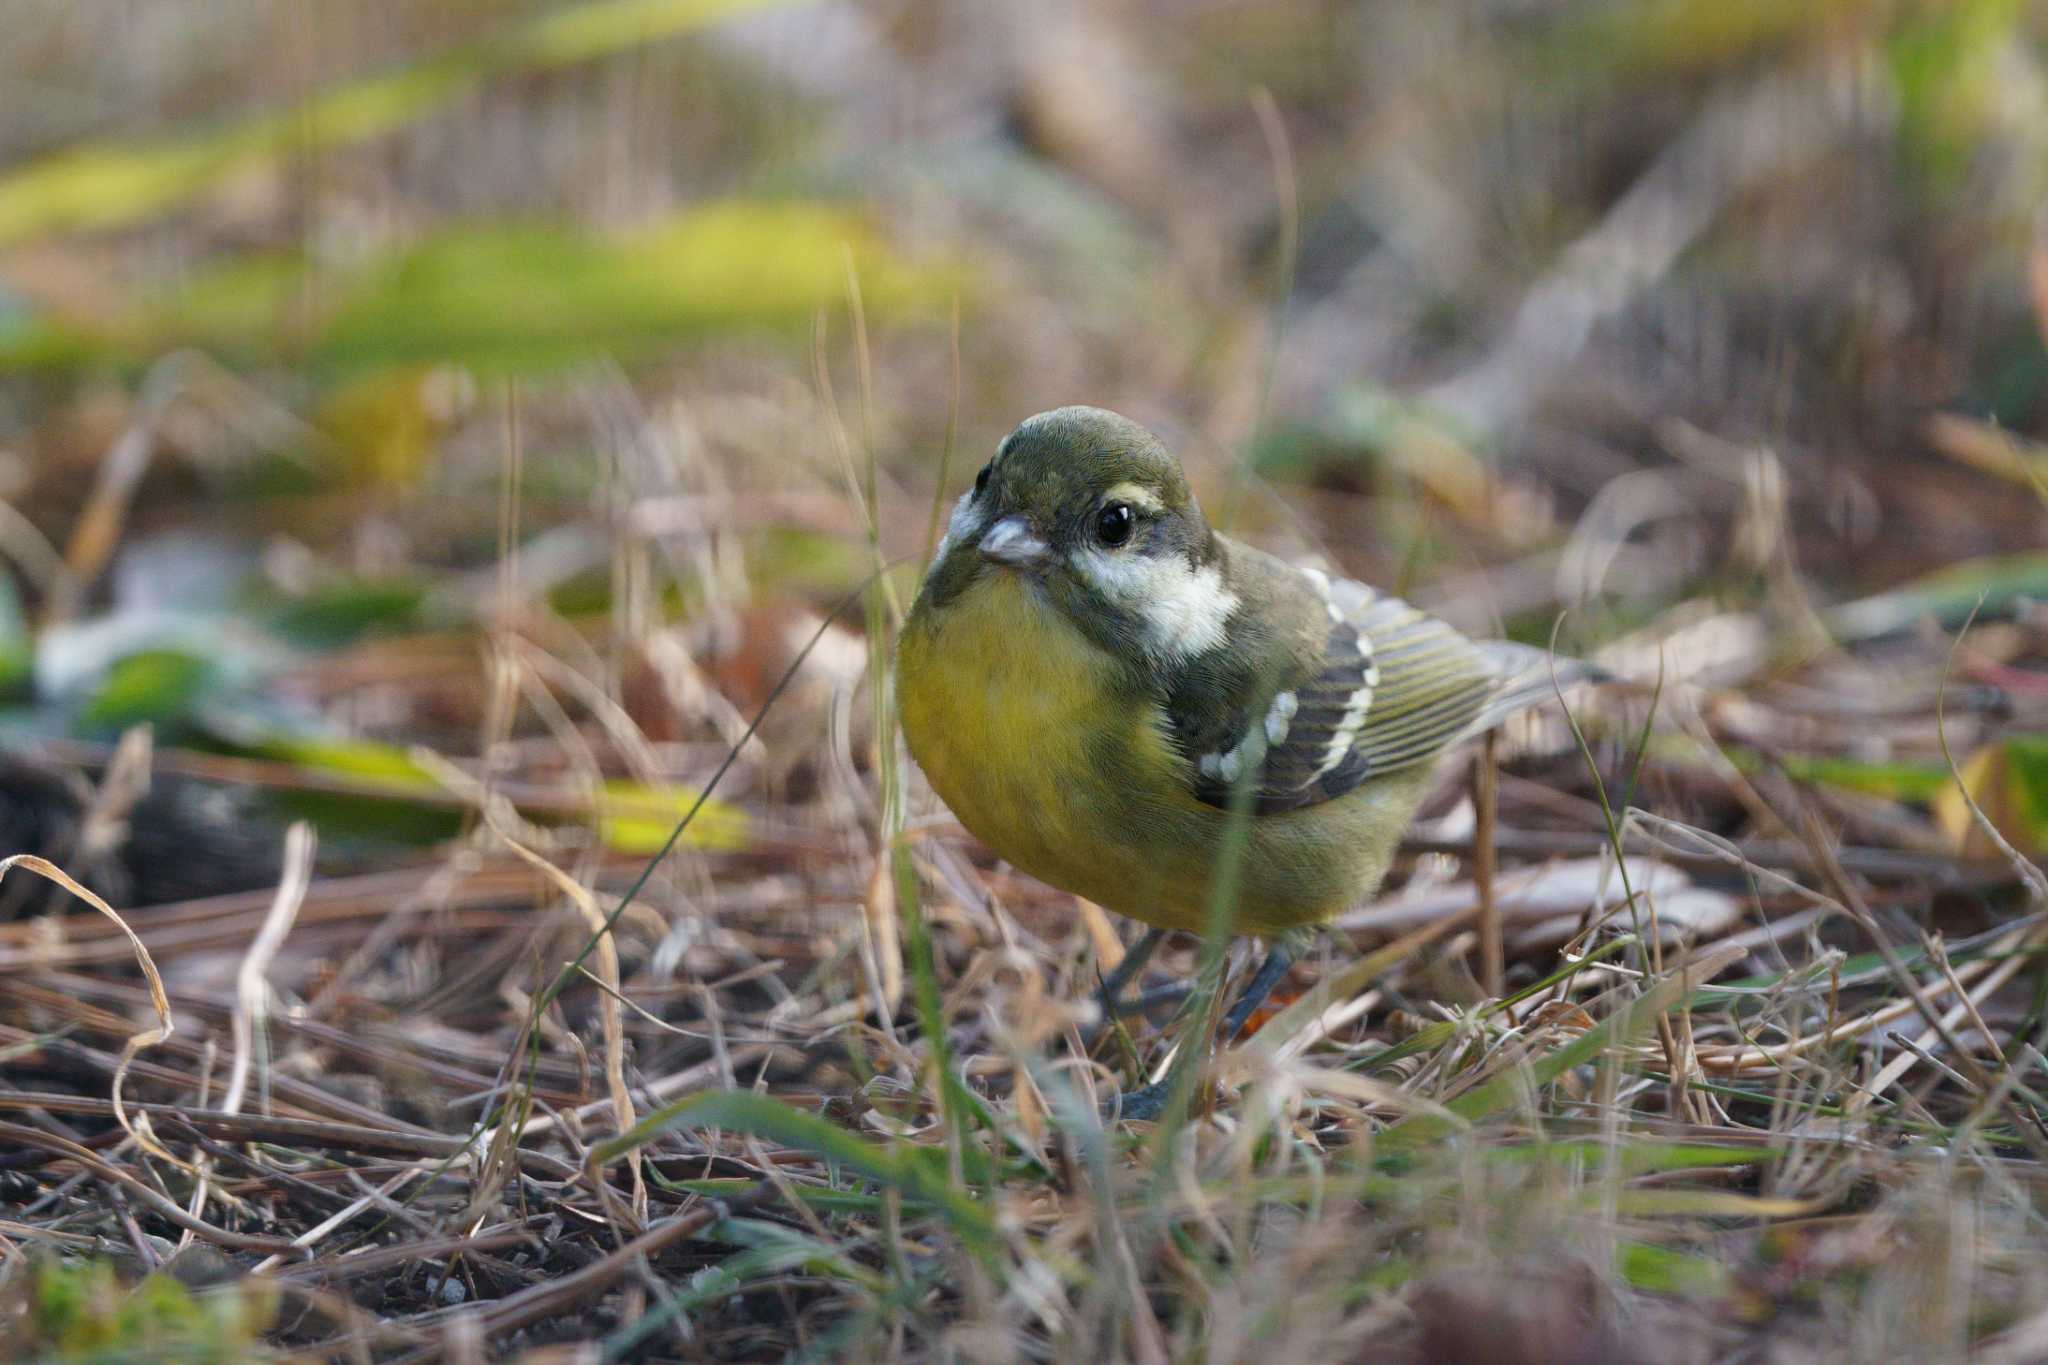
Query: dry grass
4 2 2048 1361
2 443 2044 1358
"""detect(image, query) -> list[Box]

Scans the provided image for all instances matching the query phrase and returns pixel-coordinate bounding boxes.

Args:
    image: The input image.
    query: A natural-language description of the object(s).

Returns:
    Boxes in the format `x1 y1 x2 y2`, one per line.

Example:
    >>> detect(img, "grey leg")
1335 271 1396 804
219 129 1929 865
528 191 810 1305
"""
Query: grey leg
1107 940 1298 1121
1117 977 1195 1017
1093 925 1167 1020
1218 941 1296 1039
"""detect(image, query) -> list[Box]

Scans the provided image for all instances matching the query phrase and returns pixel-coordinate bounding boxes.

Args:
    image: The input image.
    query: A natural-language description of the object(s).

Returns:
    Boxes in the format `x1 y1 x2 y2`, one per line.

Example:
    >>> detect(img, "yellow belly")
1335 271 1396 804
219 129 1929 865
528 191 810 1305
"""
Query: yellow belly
897 573 1417 935
898 574 1165 912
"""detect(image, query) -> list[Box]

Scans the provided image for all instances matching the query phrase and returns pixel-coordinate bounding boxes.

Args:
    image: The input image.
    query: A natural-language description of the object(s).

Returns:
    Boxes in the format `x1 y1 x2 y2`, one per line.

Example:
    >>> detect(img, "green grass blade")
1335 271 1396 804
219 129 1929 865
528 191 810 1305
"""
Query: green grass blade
588 1089 1000 1265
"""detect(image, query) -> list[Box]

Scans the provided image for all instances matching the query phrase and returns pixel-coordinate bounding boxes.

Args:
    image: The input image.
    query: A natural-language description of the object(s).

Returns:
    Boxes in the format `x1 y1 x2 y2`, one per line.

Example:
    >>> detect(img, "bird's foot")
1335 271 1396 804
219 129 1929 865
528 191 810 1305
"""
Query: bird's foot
1084 979 1195 1047
1103 1079 1173 1122
1091 927 1167 1021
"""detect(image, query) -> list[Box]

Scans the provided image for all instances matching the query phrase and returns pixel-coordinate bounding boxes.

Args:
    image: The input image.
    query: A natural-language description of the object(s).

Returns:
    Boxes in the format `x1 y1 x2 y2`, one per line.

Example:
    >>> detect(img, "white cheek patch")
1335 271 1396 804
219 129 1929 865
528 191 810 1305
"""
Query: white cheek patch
1070 547 1239 661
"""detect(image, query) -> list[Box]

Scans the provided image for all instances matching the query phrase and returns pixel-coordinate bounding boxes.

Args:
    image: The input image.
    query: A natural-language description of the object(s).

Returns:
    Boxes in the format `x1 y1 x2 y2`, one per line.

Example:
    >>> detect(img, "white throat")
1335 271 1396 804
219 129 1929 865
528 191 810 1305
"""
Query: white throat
1069 546 1237 663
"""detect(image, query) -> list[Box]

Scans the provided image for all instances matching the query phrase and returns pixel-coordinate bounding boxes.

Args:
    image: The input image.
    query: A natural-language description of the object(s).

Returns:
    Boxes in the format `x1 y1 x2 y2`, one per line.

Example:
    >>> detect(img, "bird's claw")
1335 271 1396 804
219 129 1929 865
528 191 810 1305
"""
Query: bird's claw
1103 1079 1172 1122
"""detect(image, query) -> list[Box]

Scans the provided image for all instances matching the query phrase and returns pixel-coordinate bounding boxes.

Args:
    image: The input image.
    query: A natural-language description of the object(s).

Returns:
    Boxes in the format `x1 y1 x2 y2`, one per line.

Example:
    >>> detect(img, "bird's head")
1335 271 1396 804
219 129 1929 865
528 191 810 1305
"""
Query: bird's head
917 406 1238 666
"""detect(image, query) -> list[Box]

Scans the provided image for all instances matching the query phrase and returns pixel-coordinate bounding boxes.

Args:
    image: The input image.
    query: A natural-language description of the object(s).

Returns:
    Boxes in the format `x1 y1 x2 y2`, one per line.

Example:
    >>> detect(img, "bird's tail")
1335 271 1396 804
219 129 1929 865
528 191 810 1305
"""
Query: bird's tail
1469 641 1610 734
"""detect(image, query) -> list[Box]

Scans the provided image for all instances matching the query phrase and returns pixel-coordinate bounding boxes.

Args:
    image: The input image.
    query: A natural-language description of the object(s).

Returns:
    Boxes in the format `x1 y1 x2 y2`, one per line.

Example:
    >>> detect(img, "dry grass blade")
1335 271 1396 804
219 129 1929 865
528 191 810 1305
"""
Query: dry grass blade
485 812 642 1220
0 1119 296 1254
0 853 172 1153
222 821 315 1117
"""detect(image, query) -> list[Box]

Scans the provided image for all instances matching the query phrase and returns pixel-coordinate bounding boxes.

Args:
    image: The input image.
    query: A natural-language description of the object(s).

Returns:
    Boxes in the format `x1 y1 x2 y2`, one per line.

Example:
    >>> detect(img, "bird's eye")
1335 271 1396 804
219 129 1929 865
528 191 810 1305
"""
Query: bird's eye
1095 502 1135 548
973 464 991 497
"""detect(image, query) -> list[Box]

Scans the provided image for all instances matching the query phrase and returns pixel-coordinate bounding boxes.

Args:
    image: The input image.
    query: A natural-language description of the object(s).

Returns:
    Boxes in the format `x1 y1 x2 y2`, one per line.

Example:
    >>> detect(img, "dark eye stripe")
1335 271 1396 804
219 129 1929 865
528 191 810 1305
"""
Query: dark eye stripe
973 463 991 496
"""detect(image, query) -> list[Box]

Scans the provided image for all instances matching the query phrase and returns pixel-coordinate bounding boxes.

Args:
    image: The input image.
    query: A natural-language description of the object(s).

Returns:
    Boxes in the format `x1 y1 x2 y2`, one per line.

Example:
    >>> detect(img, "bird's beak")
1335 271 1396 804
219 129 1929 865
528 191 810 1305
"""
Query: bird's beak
978 515 1050 570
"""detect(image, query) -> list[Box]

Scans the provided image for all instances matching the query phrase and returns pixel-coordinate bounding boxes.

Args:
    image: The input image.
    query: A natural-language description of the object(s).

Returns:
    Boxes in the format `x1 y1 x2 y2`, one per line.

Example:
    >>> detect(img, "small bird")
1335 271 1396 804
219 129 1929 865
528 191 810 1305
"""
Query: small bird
897 406 1588 1115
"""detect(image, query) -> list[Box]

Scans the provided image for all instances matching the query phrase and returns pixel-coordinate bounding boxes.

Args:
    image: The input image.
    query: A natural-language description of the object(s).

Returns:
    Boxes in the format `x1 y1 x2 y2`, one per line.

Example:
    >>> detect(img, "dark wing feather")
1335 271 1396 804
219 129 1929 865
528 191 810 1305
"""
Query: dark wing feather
1333 588 1496 773
1178 561 1584 815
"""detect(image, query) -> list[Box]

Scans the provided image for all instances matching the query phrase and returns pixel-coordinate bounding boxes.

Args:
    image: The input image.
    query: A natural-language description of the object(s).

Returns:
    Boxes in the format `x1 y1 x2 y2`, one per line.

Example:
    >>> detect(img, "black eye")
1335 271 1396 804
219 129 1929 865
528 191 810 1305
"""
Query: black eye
973 464 991 496
1095 502 1135 548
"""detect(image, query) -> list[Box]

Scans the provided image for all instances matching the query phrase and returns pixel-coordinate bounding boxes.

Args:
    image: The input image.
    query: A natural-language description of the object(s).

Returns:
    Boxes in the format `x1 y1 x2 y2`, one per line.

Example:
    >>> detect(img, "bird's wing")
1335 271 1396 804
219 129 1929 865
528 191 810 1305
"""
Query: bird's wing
1170 554 1581 815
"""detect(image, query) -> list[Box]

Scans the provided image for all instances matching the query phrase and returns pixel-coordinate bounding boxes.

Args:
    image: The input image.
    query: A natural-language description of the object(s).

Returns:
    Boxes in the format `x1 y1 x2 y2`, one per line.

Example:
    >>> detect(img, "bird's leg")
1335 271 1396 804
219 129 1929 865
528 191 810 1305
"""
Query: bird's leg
1115 977 1195 1017
1217 940 1297 1040
1093 925 1167 1021
1085 927 1172 1078
1107 937 1302 1121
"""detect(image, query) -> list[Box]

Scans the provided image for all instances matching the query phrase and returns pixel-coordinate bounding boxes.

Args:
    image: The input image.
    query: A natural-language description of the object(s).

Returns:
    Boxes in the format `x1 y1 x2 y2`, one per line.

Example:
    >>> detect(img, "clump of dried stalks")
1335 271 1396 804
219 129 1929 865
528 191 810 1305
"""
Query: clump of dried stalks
2 400 2044 1362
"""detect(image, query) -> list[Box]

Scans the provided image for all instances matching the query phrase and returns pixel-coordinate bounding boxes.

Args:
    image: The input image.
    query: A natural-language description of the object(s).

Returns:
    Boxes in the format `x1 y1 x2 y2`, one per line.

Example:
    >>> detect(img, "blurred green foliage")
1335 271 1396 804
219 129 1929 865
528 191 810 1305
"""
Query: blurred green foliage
0 575 32 701
79 650 216 733
1827 553 2048 641
256 576 430 647
1 203 964 379
10 1258 274 1364
1890 0 2035 181
1938 731 2048 857
313 204 960 373
1541 0 1852 78
0 0 802 248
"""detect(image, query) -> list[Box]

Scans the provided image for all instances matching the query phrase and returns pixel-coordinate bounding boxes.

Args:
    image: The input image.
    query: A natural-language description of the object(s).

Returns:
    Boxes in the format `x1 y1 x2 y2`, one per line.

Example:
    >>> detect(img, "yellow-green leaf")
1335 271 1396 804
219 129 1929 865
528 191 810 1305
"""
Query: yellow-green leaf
1936 734 2048 860
0 0 803 248
2 203 966 377
81 650 217 731
248 735 440 791
597 779 751 854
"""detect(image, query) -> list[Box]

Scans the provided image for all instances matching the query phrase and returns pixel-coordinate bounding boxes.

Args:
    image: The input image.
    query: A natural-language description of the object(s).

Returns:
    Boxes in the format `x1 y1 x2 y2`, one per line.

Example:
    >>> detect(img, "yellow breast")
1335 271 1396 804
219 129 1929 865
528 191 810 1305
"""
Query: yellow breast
898 573 1189 921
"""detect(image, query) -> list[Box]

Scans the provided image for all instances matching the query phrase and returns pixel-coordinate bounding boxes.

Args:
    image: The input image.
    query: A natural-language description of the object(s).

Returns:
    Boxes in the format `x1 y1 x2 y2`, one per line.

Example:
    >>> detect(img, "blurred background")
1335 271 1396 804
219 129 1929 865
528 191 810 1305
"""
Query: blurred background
4 0 2047 895
7 3 2045 591
5 3 2048 1356
4 0 2046 723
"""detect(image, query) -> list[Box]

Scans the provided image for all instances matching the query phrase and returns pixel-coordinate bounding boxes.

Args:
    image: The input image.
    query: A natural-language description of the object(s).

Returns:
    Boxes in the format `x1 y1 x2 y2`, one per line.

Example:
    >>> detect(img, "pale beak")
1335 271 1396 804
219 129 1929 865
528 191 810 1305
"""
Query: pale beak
978 515 1050 569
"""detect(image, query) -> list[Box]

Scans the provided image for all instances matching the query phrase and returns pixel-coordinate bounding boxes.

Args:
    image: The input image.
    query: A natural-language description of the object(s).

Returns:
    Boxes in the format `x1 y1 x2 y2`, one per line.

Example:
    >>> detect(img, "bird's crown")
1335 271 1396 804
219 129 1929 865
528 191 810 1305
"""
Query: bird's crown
986 405 1199 532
